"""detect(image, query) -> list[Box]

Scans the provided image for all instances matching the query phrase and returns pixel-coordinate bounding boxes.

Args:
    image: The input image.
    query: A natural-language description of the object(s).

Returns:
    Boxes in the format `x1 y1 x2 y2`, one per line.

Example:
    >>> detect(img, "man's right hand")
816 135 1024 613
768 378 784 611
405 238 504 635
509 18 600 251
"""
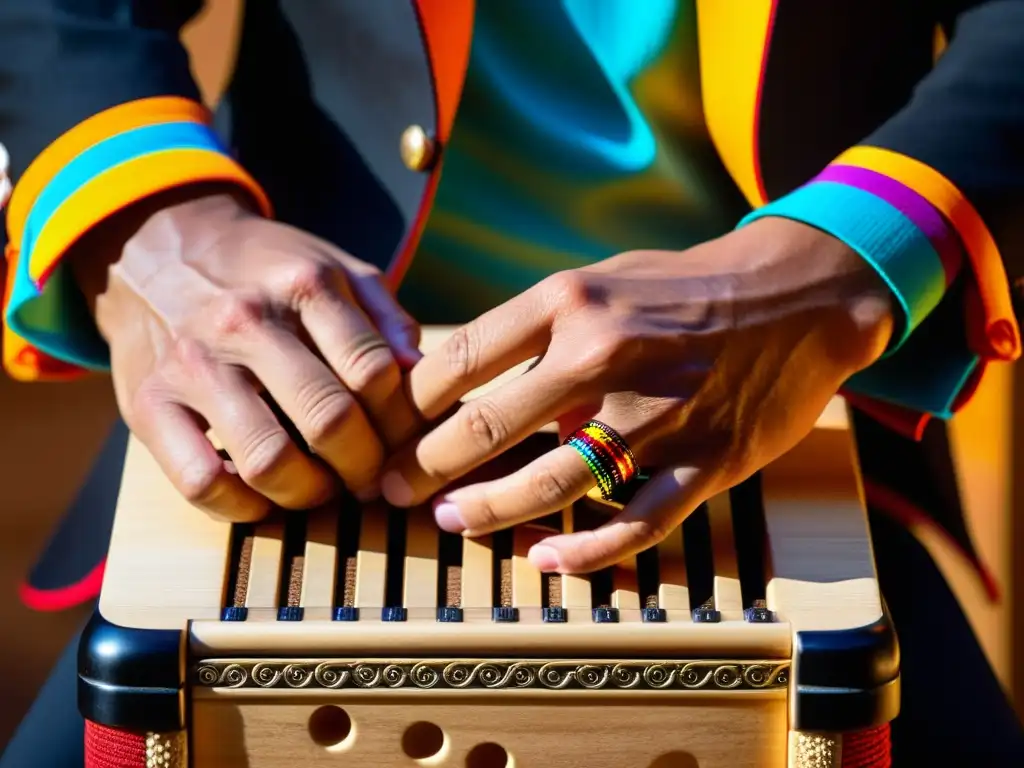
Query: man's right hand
73 190 423 521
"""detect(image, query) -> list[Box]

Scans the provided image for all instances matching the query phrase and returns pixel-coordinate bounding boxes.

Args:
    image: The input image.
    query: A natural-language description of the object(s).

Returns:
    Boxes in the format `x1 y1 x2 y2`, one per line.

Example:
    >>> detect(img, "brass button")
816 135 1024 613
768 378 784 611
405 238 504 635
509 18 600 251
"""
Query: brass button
400 124 438 172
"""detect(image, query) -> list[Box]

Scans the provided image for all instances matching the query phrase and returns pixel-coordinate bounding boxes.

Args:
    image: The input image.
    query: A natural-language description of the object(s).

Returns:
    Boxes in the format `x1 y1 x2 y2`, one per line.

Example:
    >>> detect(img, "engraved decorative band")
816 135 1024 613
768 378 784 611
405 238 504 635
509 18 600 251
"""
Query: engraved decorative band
194 659 788 691
564 420 638 500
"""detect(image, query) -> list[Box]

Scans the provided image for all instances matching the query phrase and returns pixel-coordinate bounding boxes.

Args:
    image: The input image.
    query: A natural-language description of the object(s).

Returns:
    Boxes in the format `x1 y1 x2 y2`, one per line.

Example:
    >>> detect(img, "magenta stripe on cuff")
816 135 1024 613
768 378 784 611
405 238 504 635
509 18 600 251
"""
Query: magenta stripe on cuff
814 164 962 285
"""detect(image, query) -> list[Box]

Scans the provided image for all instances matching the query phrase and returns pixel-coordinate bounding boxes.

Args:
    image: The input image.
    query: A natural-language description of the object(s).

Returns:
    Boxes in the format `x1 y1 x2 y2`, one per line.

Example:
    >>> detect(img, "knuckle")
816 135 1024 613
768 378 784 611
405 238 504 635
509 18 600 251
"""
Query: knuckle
443 325 476 379
235 429 293 483
209 295 266 339
531 465 574 507
171 337 218 380
302 387 358 447
340 342 398 393
279 260 337 304
460 398 510 452
126 380 165 428
542 270 593 314
176 460 225 507
470 498 502 533
568 331 627 378
629 515 674 549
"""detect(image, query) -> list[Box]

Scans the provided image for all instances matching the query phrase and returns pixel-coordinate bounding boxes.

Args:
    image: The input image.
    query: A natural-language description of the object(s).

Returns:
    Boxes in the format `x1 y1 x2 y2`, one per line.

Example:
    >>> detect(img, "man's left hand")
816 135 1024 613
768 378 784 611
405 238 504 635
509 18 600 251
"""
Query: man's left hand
381 217 895 573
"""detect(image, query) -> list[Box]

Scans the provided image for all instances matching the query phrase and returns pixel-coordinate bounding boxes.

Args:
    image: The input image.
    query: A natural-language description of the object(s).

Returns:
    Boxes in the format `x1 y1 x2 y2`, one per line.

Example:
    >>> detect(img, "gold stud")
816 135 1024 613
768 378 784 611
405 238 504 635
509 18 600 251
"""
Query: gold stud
400 124 438 172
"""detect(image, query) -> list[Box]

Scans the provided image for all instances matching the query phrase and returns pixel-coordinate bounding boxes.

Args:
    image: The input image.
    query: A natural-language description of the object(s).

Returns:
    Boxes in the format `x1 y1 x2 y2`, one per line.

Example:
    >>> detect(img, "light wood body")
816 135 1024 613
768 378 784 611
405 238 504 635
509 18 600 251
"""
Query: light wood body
192 691 788 768
95 326 888 768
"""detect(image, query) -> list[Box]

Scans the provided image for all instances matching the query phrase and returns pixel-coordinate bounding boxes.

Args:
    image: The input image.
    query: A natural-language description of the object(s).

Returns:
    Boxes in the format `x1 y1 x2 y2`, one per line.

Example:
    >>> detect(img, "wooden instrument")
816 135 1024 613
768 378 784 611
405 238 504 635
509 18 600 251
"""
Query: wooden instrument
78 328 899 768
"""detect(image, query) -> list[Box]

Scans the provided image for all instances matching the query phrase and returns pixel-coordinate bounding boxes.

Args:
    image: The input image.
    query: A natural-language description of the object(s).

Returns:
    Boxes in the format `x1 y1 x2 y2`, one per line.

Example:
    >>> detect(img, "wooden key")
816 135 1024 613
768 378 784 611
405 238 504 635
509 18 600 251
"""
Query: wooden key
354 502 388 610
511 526 544 609
611 566 641 611
559 507 593 620
460 534 493 611
244 520 284 609
707 493 743 620
403 507 439 610
656 527 689 612
300 507 338 613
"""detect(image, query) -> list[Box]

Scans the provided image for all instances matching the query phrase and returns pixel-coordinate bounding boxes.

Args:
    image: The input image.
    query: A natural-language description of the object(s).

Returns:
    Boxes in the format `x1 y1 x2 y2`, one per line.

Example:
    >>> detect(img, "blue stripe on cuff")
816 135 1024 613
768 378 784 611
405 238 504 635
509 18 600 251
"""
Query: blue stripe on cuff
20 121 228 263
738 181 948 354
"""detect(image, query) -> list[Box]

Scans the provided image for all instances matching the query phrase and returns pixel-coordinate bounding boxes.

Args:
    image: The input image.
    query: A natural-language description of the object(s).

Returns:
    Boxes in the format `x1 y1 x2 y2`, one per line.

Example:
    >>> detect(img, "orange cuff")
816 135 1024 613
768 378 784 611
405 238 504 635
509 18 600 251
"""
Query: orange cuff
834 146 1020 363
3 97 272 381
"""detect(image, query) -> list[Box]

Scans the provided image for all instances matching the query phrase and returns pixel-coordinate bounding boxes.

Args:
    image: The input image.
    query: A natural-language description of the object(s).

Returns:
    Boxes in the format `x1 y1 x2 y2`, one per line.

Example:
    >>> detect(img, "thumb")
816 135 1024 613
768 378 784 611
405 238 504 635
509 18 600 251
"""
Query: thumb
349 272 422 368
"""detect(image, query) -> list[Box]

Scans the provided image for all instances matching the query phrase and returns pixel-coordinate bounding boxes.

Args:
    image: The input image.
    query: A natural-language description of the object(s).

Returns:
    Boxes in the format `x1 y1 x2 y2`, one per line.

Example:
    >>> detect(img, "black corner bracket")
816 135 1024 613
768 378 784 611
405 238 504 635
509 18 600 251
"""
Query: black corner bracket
792 605 901 732
77 611 184 732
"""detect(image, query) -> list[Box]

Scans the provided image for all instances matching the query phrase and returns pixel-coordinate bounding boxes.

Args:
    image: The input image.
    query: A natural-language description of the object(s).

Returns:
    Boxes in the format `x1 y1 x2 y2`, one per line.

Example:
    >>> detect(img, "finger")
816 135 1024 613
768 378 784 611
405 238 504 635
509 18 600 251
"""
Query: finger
345 266 423 367
432 444 596 536
381 359 585 507
179 358 337 510
406 287 553 421
226 323 389 498
527 465 716 574
299 288 422 450
130 394 272 522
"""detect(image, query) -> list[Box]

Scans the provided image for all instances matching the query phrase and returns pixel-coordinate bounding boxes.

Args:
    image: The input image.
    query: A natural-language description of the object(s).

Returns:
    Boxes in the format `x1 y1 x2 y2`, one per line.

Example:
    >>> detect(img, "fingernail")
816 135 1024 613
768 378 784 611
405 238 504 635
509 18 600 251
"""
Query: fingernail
528 545 561 573
434 501 466 534
381 471 413 506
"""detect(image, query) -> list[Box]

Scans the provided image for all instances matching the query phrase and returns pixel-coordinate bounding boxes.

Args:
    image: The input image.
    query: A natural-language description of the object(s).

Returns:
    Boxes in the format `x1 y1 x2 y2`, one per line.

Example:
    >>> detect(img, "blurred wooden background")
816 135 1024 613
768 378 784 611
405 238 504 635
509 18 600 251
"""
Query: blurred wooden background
0 0 1021 752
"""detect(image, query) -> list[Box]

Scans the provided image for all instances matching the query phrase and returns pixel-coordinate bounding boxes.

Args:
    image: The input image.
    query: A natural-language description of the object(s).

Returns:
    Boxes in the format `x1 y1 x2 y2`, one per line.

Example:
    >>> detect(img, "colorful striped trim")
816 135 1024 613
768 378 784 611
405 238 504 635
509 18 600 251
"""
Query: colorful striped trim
739 180 947 353
3 99 272 380
835 145 1020 362
7 96 211 250
813 165 962 286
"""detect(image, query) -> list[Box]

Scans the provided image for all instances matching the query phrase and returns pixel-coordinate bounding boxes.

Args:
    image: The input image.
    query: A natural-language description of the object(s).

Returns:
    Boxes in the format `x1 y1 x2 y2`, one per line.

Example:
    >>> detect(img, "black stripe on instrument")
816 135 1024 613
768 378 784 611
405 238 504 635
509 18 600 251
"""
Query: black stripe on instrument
491 528 518 622
436 530 464 622
683 504 719 622
589 568 618 623
730 473 775 623
636 546 666 622
277 512 308 621
382 506 408 621
535 513 566 622
221 523 254 622
333 499 362 621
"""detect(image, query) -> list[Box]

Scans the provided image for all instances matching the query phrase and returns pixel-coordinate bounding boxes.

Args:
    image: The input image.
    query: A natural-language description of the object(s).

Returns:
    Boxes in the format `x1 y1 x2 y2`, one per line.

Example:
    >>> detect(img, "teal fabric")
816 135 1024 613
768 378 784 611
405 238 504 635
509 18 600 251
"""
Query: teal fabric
400 0 749 322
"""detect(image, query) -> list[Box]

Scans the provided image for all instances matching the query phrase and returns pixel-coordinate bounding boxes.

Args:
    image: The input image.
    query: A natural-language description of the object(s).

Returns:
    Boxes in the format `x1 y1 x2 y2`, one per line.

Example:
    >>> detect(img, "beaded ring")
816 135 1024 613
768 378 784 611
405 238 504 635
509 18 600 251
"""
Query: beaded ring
563 419 639 501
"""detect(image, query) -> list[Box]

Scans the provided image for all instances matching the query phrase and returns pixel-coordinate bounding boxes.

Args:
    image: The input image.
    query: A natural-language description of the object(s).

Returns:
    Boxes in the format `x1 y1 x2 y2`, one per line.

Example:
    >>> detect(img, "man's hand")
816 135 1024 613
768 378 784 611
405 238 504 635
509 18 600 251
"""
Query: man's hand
77 191 423 521
380 217 894 573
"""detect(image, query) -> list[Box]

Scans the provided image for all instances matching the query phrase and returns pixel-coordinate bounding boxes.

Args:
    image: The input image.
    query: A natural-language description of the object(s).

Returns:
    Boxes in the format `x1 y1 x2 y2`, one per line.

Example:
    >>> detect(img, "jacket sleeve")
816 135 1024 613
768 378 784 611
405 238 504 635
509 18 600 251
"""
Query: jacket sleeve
740 0 1024 430
0 0 270 382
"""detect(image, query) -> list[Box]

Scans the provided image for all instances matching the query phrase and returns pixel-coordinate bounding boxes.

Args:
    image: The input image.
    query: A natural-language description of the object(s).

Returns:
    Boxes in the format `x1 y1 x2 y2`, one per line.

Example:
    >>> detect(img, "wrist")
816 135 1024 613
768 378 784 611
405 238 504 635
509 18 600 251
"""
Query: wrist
739 216 896 374
68 183 256 318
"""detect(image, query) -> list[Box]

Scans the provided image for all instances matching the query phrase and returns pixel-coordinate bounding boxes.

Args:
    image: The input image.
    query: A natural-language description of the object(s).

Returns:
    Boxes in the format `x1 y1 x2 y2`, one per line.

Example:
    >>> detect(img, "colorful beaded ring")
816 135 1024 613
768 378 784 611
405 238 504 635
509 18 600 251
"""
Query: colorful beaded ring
563 419 639 501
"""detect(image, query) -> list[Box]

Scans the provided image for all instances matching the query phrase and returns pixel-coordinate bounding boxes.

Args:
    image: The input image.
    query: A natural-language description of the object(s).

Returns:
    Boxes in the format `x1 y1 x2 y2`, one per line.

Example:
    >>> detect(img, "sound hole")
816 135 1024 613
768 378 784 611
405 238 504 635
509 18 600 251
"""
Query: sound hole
402 721 446 760
307 705 353 748
648 752 699 768
465 742 511 768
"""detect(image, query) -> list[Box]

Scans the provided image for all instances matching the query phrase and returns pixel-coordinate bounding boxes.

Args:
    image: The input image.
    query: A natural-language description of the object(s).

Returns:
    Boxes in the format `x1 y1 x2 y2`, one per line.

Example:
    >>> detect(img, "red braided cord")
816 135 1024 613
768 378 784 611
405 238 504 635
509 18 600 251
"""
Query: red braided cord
842 724 892 768
84 721 147 768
